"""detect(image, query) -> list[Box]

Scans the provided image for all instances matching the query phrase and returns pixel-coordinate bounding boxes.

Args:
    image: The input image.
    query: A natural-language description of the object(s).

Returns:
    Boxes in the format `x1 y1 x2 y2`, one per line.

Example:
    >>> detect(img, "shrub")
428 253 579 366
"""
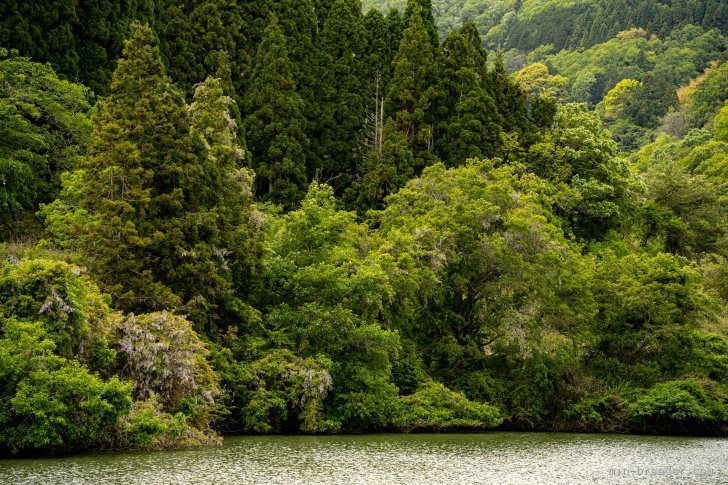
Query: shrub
394 381 502 431
0 319 132 453
628 380 728 434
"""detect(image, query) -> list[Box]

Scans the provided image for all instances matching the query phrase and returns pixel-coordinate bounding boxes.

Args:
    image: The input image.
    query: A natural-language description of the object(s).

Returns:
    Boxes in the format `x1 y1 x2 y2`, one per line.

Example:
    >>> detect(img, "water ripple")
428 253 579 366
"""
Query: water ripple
1 433 725 484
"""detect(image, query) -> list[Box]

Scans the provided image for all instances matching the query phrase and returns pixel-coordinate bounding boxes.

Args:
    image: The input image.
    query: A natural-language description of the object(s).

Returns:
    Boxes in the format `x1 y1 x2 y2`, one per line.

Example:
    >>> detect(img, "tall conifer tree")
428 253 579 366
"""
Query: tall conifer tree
491 53 531 139
386 8 437 169
362 8 396 100
156 0 247 97
244 15 308 207
272 0 319 103
184 76 261 331
312 0 336 31
272 0 321 170
403 0 438 47
78 22 193 312
435 24 500 164
386 8 404 49
75 23 259 329
315 0 366 184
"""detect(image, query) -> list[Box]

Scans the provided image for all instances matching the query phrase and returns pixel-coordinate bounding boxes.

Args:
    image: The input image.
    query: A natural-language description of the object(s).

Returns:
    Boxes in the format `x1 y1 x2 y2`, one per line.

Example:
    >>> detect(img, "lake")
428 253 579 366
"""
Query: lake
1 432 725 484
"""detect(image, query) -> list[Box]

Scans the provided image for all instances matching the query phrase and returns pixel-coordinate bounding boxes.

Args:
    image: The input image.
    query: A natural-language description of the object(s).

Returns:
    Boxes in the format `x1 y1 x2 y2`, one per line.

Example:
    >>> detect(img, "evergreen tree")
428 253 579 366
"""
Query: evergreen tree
0 0 79 82
362 8 396 101
74 0 156 95
315 0 366 185
77 22 193 312
272 0 321 172
156 2 196 91
386 8 404 49
272 0 319 105
313 0 336 30
345 117 415 211
209 50 246 147
184 76 261 331
0 0 155 95
156 0 247 97
403 0 438 48
435 24 500 165
386 8 438 169
244 15 308 207
490 53 532 141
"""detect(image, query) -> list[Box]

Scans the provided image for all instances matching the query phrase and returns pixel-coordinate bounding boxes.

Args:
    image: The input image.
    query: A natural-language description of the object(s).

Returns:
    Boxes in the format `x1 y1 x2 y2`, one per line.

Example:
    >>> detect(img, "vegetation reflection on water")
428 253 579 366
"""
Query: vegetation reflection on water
1 432 725 484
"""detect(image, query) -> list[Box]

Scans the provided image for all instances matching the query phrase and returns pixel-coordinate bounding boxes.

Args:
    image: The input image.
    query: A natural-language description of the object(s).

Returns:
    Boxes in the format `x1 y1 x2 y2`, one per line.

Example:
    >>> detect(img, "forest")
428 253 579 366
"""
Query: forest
0 0 726 455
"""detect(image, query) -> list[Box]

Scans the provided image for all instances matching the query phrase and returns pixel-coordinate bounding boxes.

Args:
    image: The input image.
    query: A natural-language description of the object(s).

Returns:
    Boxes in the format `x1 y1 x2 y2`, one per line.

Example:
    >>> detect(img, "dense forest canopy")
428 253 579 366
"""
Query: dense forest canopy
363 0 728 50
0 0 726 455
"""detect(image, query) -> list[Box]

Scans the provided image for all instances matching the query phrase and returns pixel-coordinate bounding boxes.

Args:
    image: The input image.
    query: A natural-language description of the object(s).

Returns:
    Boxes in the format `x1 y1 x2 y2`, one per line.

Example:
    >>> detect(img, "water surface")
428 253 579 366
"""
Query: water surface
1 432 725 484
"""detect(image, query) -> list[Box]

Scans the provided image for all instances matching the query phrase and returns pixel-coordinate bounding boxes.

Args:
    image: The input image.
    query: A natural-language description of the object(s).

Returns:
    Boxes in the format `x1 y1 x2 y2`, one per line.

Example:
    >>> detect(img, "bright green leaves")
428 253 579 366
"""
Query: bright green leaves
524 103 635 239
255 183 402 430
0 259 132 453
395 381 502 431
0 49 91 235
631 102 728 258
628 380 728 434
0 259 119 365
238 349 334 433
0 257 221 453
377 160 586 394
6 359 132 453
590 252 707 372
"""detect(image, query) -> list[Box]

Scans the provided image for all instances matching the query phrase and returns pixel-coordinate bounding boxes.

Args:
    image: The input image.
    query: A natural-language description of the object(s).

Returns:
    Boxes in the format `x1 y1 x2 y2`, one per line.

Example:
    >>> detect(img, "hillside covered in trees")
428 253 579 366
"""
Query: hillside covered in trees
364 0 728 50
0 0 726 455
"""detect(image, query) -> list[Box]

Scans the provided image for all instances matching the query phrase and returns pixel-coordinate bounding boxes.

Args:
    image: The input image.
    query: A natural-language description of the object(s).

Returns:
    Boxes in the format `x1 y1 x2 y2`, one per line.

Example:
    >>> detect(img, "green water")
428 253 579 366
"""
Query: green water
1 433 725 484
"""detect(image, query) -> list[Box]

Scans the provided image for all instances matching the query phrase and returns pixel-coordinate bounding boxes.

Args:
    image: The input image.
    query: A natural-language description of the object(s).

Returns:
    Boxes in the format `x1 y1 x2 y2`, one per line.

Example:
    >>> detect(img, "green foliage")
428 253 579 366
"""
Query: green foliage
684 61 728 129
0 261 132 451
631 105 728 258
628 380 728 434
0 258 119 365
364 0 728 53
2 0 728 453
386 6 438 167
315 0 366 184
403 0 438 48
156 0 248 97
395 381 502 431
0 257 221 454
70 21 191 312
253 183 404 431
0 326 133 454
237 350 334 433
244 15 308 207
525 104 635 239
0 0 155 94
589 251 709 382
0 49 92 236
435 24 500 164
376 160 591 397
44 24 261 333
183 76 262 330
564 390 629 433
515 63 570 100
